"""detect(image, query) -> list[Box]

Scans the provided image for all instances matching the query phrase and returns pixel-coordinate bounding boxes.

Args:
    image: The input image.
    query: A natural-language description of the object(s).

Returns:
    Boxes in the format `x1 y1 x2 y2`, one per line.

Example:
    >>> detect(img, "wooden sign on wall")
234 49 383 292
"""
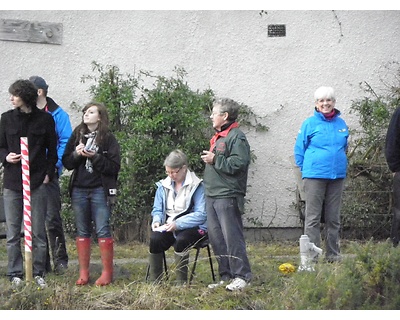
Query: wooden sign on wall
0 19 63 45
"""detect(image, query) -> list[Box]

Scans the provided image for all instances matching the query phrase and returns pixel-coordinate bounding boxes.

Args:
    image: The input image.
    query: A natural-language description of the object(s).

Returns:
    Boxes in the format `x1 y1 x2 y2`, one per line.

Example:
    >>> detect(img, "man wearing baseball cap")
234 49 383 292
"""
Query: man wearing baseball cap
29 76 72 274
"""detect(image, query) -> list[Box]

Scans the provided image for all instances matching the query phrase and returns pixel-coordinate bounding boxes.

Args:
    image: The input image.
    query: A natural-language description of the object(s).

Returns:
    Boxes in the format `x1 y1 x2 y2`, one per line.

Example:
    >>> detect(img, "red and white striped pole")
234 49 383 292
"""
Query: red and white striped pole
20 137 33 282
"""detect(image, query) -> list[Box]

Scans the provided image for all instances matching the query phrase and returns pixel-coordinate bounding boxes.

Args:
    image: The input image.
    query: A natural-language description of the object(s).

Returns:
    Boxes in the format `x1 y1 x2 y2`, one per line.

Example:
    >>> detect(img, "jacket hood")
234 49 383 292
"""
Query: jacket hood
159 170 202 190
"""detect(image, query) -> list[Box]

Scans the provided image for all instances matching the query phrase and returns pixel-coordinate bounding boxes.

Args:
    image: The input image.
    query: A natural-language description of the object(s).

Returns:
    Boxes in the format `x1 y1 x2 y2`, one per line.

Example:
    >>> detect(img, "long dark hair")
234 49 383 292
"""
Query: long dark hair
72 102 110 146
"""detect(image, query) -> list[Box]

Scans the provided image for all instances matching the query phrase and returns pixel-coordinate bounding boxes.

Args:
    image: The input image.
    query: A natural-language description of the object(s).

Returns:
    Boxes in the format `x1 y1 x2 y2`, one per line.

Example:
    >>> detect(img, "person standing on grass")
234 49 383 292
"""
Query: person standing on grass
385 104 400 247
62 102 120 286
294 86 349 263
0 79 58 289
29 76 72 274
201 98 252 291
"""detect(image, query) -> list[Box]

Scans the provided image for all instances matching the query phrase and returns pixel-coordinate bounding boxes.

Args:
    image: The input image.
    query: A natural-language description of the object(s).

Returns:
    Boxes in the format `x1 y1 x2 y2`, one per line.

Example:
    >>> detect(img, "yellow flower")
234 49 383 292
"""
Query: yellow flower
279 263 296 274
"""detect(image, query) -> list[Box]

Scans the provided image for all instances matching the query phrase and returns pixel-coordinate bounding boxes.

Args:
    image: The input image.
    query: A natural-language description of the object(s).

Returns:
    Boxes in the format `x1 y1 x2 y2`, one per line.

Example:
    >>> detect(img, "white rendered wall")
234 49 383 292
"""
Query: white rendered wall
0 10 399 232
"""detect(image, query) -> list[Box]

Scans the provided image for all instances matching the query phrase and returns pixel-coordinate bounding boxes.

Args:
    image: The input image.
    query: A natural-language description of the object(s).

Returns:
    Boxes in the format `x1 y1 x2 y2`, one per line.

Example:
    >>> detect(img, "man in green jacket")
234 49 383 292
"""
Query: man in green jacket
201 98 252 291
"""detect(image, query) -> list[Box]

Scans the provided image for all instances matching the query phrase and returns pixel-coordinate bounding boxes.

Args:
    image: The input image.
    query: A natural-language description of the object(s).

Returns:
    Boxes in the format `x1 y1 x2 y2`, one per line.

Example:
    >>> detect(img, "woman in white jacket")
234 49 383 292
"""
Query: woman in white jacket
148 149 207 284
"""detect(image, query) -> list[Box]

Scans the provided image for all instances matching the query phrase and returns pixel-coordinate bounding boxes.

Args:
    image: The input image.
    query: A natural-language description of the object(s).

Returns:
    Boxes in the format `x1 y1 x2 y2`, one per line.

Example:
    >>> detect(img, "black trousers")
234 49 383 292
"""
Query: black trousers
391 172 400 246
149 227 204 254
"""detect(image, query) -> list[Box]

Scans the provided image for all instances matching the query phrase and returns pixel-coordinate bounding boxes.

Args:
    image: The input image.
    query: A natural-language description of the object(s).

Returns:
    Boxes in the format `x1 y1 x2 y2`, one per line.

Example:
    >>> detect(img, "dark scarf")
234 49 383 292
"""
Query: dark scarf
209 121 239 152
315 107 337 121
323 109 336 120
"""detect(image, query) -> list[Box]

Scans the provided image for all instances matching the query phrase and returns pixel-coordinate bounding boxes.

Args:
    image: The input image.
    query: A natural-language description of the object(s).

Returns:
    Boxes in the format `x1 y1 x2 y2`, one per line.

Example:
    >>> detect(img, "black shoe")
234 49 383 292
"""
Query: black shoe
324 256 342 263
55 263 68 275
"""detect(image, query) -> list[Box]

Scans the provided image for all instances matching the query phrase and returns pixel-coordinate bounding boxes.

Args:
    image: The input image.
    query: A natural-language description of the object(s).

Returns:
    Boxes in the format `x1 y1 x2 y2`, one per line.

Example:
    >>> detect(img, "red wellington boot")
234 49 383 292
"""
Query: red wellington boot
76 237 91 285
95 238 114 286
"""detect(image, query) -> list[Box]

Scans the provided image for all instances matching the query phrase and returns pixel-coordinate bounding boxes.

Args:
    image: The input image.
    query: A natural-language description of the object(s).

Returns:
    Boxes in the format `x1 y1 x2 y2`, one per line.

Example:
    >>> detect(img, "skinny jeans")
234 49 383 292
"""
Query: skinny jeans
206 196 252 282
71 186 112 239
4 184 47 279
303 178 345 260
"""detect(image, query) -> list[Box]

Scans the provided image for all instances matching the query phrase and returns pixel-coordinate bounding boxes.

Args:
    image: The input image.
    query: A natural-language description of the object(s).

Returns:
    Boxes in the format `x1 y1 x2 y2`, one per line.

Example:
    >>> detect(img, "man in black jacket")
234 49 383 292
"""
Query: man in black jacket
0 79 57 288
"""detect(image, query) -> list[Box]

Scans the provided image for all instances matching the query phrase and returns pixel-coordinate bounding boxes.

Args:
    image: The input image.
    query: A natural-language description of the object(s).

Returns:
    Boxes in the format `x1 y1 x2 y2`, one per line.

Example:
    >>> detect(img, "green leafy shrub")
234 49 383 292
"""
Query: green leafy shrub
62 62 268 242
343 61 400 239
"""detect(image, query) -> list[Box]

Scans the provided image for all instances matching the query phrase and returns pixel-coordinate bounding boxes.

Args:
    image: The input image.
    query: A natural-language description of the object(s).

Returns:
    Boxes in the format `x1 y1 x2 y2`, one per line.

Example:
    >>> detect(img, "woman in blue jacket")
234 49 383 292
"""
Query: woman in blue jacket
148 149 207 285
294 86 349 263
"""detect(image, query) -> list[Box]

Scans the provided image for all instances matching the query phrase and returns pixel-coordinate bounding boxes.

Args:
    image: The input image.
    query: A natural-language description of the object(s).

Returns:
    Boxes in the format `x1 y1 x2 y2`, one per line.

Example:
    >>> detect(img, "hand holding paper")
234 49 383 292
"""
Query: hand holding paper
152 224 168 232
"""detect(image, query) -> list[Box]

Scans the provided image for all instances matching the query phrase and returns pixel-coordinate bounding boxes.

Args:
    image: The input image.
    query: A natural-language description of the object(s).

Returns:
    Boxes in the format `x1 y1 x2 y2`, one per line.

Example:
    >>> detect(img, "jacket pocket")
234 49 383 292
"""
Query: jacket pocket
30 128 46 146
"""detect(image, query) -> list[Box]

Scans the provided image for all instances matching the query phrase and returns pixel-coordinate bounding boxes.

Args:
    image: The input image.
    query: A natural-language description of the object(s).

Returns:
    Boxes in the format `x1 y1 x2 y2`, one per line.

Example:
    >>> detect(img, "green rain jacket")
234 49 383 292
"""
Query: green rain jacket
203 124 251 207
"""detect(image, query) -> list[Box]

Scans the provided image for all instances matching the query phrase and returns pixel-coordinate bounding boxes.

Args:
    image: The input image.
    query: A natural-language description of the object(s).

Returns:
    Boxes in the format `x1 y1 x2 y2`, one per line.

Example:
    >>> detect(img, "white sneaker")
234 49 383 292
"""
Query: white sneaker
35 276 47 289
226 278 249 291
207 280 226 289
11 277 23 289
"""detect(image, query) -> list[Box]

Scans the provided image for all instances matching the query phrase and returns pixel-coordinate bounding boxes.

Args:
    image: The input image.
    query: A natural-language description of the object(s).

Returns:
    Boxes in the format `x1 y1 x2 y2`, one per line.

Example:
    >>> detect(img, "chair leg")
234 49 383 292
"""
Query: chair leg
189 244 216 285
206 244 216 282
163 251 168 278
189 248 201 284
145 264 150 281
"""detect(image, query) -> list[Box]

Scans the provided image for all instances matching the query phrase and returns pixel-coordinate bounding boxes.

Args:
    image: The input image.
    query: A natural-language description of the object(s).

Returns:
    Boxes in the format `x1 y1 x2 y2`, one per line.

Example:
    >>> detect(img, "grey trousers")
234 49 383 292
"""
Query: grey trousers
303 178 345 260
4 184 48 279
206 196 252 282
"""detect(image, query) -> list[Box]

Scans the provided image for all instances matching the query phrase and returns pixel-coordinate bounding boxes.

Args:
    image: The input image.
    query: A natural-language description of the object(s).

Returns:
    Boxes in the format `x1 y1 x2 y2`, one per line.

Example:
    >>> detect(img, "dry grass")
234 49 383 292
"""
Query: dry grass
1 238 399 310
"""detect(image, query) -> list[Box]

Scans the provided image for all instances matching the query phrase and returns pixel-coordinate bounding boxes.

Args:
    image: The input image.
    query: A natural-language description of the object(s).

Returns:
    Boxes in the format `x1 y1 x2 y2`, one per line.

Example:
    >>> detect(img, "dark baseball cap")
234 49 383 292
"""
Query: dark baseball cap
29 76 49 90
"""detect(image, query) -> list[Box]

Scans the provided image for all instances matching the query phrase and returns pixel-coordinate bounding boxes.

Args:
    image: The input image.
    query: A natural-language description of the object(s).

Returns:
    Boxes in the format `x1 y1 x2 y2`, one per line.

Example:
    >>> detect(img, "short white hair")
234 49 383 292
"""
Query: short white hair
314 86 336 102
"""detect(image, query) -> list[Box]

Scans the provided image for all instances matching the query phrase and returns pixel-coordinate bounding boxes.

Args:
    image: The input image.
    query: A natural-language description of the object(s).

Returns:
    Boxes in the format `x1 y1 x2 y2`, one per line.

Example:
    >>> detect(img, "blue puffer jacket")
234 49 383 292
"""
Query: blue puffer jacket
294 109 349 179
45 97 72 177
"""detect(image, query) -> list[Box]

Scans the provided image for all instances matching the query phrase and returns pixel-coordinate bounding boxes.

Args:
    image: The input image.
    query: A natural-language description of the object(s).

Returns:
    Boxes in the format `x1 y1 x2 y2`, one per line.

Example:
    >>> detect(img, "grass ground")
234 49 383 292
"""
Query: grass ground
0 237 399 311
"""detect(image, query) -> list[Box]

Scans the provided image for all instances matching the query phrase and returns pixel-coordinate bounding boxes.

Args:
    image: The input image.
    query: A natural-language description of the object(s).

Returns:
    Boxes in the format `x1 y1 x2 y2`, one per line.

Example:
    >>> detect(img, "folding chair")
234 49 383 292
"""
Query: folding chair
145 235 216 285
188 236 216 285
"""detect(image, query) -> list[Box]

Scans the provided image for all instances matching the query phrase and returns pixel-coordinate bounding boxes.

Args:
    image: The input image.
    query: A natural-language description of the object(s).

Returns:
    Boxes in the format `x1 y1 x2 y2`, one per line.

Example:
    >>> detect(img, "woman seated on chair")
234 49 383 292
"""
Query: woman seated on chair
148 149 207 285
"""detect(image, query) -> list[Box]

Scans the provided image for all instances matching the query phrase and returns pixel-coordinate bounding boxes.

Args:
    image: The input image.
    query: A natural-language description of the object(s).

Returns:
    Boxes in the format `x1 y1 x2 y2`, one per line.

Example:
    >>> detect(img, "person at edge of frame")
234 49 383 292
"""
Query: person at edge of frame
385 103 400 247
0 79 58 289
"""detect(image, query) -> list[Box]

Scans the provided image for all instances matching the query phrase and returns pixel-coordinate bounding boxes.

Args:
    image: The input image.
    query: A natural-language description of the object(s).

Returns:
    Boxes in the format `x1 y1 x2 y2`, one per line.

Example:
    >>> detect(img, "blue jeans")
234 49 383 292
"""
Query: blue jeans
4 184 47 279
71 187 112 238
303 178 345 260
206 196 252 282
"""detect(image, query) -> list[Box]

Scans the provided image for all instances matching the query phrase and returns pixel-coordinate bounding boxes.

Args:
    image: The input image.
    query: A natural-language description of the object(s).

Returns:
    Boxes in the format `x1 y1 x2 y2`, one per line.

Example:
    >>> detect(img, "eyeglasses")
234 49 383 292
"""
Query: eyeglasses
165 167 183 176
210 111 226 117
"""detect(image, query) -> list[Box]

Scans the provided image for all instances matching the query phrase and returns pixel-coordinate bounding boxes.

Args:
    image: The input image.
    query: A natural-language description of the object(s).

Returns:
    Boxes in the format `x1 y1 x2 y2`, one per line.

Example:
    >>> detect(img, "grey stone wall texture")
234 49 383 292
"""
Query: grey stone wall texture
0 10 399 239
